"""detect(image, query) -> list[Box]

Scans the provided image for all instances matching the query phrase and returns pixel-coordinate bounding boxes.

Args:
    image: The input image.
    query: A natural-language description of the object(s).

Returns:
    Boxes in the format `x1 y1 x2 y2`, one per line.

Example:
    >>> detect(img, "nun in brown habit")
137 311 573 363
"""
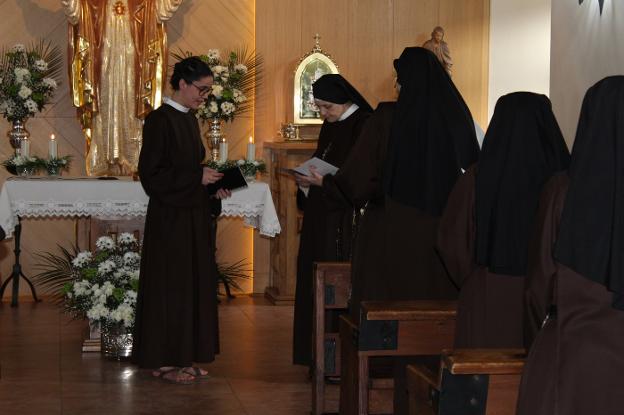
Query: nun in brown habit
378 47 479 308
437 92 570 349
292 74 372 366
517 76 624 415
307 48 479 319
305 48 479 413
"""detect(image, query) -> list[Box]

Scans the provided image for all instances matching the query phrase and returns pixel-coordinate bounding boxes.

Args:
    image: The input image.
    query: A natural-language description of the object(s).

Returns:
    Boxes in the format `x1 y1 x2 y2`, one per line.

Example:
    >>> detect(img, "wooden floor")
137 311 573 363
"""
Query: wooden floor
0 296 310 414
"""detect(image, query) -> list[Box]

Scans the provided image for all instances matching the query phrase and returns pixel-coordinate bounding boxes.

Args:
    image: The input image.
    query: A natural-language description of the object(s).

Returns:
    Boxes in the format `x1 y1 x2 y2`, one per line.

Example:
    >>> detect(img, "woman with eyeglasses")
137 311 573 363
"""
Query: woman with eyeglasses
292 74 373 368
132 56 230 384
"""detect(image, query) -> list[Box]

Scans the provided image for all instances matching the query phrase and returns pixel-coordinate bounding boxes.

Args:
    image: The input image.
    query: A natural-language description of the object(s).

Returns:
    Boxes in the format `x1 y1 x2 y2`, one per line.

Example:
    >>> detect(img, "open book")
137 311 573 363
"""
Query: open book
282 157 338 177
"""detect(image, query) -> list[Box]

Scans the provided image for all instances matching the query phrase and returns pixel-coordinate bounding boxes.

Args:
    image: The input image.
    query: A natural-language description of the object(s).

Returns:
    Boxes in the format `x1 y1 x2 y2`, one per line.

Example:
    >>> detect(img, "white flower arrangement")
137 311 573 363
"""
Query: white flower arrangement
62 233 141 330
204 158 266 177
0 41 61 122
174 47 261 123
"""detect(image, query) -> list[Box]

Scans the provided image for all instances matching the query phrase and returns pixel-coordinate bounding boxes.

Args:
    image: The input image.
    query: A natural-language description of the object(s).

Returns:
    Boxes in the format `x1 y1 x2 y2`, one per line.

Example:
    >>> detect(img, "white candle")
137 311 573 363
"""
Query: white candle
49 134 58 158
219 139 228 163
246 136 255 162
20 139 30 157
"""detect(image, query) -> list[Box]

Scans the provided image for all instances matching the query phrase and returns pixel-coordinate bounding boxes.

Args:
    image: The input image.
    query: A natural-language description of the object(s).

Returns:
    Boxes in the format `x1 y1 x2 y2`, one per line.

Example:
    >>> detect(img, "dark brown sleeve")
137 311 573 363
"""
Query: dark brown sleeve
322 106 391 209
524 174 567 349
138 112 204 207
436 167 477 288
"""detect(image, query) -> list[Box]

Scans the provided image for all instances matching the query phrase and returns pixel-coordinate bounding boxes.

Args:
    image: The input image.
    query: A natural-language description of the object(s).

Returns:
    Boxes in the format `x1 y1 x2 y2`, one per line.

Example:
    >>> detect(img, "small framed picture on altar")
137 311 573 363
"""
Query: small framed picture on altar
293 35 339 125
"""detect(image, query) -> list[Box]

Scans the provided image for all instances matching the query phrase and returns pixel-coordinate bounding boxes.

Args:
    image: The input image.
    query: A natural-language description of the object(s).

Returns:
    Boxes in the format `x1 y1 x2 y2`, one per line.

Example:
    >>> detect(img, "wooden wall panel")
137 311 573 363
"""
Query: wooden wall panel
440 0 490 126
255 0 490 138
393 0 439 58
347 0 395 104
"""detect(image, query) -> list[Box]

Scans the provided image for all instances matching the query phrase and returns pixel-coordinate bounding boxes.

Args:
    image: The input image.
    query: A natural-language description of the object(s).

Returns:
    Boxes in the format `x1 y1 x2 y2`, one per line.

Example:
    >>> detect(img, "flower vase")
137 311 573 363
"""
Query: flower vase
7 119 30 151
205 119 225 162
101 323 133 360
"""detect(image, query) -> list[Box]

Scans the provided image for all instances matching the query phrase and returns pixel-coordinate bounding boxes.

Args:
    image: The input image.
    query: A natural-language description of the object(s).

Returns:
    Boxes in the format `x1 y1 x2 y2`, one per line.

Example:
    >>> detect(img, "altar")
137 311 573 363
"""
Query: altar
0 177 280 305
0 177 280 238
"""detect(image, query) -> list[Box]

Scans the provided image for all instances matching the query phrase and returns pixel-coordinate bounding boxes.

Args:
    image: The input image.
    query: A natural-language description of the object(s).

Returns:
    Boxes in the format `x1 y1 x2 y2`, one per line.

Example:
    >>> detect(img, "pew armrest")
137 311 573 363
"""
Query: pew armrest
442 348 526 375
361 300 457 321
314 261 351 309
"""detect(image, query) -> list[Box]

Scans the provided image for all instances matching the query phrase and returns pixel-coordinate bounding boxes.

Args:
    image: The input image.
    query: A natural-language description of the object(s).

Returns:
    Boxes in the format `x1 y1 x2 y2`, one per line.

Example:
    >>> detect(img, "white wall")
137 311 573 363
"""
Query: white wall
550 0 623 147
489 0 552 120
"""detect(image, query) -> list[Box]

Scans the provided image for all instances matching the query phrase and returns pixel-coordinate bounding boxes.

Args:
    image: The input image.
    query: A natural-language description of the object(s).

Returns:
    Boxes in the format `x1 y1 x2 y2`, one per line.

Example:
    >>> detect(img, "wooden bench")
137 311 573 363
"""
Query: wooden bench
312 261 352 415
340 300 458 415
407 349 525 415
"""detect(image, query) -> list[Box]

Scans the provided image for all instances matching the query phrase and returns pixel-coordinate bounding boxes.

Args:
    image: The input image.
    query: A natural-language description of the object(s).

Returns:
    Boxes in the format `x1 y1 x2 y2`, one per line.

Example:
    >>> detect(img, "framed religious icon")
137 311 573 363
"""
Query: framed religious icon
293 35 340 125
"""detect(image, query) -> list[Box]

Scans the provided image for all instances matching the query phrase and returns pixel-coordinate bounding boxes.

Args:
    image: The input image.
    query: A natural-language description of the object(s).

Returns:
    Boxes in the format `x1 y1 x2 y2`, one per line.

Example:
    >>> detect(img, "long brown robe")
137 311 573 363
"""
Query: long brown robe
292 108 370 366
132 104 219 369
437 165 525 348
325 102 458 415
517 173 624 415
323 102 457 320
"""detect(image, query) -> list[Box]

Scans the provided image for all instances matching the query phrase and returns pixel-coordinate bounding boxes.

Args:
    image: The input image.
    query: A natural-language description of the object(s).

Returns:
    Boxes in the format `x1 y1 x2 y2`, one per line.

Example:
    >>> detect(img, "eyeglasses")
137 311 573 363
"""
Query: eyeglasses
191 82 211 96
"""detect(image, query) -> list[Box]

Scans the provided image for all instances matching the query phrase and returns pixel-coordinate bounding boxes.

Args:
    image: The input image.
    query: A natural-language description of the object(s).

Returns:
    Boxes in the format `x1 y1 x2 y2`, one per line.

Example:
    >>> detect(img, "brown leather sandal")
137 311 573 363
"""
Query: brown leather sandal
182 366 210 379
154 367 196 385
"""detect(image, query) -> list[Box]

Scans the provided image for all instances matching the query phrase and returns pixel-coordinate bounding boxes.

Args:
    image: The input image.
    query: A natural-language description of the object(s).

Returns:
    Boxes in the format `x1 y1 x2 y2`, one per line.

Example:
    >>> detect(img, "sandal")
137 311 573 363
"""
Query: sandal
153 367 196 385
182 366 210 379
152 366 177 378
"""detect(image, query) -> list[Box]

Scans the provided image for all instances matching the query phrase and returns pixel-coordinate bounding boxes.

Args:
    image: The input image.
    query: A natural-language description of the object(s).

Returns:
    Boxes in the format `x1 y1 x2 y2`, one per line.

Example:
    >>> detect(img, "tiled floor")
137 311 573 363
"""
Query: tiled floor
0 297 311 414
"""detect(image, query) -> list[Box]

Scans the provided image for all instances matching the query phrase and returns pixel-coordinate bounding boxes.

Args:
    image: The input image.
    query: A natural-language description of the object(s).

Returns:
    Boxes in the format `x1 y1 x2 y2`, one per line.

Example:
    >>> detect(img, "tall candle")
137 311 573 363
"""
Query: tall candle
20 139 30 157
219 139 228 163
246 136 255 162
49 134 58 158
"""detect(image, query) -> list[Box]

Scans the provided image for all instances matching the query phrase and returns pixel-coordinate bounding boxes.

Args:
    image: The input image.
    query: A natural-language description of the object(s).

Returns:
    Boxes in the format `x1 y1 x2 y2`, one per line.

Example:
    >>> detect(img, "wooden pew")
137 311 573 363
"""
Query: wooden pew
407 349 525 415
340 300 458 415
312 261 351 415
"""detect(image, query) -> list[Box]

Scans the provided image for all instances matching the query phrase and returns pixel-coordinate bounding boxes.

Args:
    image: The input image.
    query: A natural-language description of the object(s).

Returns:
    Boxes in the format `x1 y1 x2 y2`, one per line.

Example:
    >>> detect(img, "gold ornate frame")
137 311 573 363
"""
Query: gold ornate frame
293 35 339 125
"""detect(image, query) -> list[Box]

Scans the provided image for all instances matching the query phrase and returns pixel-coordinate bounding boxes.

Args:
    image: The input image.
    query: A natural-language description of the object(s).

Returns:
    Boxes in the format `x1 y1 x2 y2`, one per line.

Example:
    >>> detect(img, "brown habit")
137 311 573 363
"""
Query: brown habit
132 104 219 369
324 102 457 321
292 108 369 366
437 166 524 348
517 173 624 415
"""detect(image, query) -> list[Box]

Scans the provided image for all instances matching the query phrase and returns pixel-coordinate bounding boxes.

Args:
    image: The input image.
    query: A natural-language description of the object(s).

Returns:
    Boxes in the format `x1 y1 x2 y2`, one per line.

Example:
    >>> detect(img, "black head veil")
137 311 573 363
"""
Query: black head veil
312 74 373 112
475 92 570 275
554 76 624 309
383 47 479 216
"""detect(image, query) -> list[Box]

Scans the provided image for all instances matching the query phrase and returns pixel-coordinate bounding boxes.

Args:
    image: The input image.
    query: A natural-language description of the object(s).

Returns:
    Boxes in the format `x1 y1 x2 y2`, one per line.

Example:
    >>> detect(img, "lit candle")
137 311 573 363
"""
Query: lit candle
219 138 228 163
246 136 255 162
49 134 58 159
20 139 30 157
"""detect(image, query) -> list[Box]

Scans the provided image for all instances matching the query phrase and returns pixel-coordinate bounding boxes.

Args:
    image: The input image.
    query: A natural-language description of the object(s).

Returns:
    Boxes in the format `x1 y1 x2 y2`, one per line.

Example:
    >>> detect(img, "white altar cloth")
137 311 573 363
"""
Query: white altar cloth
0 178 281 238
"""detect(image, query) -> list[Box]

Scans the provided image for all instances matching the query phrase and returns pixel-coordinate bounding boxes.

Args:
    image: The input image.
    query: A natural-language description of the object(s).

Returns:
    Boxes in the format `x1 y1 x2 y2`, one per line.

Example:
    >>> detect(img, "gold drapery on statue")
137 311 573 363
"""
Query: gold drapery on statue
62 0 182 176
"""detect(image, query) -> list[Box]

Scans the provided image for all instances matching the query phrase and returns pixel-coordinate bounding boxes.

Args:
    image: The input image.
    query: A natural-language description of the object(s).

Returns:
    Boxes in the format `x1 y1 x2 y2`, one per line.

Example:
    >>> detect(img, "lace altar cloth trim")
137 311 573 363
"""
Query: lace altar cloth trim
0 178 281 238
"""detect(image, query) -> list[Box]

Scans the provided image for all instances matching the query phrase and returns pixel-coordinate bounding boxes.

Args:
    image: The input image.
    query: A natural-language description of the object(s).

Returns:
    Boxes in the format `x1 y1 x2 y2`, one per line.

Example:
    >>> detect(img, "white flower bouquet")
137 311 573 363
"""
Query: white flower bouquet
204 158 266 177
0 41 62 122
174 48 262 122
62 234 141 331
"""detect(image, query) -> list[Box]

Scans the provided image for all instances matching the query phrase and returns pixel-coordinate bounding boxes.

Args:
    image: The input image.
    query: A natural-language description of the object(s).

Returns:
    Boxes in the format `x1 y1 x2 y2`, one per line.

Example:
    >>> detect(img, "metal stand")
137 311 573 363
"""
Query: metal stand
0 217 40 306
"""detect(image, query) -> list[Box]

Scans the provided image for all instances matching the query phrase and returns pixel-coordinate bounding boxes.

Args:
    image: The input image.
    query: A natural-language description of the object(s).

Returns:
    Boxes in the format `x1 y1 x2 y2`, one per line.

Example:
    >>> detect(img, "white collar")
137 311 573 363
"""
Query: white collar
338 103 359 121
163 97 190 113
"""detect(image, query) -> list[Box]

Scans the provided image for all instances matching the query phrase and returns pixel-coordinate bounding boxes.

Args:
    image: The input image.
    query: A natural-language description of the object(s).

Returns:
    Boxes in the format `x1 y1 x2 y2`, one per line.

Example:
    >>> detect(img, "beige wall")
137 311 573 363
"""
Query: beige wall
488 0 552 120
550 0 622 147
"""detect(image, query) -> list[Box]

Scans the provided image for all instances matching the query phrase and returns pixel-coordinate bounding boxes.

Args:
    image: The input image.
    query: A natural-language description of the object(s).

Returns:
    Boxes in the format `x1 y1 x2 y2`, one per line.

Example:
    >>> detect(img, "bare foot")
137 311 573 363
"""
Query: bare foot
182 366 209 377
152 366 177 377
161 369 195 384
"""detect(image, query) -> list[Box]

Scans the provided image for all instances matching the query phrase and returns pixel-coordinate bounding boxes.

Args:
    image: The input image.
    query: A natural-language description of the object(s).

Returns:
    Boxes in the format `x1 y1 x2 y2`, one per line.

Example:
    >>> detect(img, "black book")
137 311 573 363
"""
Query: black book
206 166 248 194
